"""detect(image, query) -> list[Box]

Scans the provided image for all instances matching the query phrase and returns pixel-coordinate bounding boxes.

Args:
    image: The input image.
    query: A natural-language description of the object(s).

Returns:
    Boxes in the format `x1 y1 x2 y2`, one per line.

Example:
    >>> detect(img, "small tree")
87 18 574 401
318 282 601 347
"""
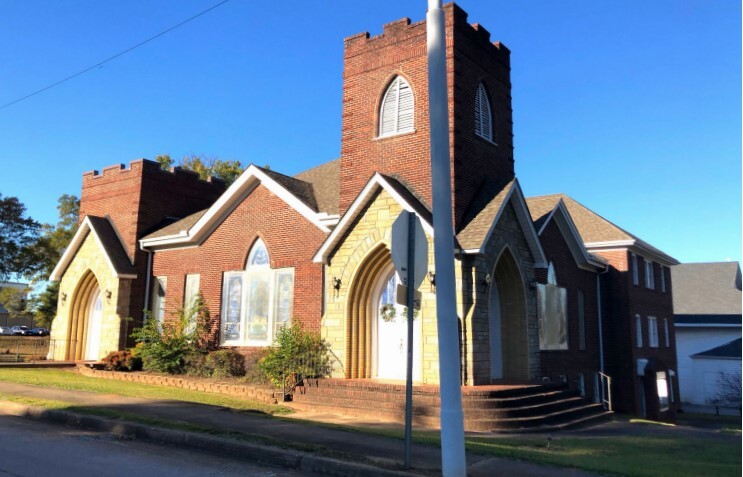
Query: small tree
712 370 742 409
131 292 212 374
259 323 332 389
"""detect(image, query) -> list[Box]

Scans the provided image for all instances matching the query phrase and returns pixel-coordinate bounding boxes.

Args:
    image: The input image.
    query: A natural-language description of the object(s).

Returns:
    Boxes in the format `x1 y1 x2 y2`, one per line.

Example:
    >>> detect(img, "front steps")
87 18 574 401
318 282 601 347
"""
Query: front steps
288 378 612 432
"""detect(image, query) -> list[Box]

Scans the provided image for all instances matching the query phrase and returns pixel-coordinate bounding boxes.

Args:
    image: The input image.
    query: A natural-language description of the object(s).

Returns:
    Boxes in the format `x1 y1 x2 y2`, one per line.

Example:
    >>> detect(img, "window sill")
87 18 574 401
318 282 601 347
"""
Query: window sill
220 341 269 348
374 129 417 141
475 133 498 147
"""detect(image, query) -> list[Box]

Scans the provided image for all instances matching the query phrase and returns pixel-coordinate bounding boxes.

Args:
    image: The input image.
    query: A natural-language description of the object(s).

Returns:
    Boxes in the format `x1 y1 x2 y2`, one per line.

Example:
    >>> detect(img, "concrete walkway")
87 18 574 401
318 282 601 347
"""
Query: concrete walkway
0 381 600 477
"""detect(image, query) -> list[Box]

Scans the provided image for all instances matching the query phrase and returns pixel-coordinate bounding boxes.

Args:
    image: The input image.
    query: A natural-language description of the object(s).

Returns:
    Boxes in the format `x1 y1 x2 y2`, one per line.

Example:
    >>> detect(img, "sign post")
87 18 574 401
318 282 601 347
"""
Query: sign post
391 210 427 470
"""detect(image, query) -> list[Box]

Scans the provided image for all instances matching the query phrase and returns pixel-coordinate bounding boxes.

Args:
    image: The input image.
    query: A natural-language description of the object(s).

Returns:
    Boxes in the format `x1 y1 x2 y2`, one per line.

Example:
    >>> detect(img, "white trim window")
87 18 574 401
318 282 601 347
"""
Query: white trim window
379 76 414 137
631 254 639 286
656 371 669 411
648 316 659 348
645 259 655 290
660 265 666 293
664 318 670 347
151 277 167 326
635 314 643 348
184 274 201 332
220 239 294 346
474 83 493 142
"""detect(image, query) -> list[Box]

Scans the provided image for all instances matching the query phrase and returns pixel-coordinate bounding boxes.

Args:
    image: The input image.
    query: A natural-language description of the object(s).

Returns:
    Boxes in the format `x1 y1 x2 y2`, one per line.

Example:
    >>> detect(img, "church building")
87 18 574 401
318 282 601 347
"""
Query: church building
49 3 679 422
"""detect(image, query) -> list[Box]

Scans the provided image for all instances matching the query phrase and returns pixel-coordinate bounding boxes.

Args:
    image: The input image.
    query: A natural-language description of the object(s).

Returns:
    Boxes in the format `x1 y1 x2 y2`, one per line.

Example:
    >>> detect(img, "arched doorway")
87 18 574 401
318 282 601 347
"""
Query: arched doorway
66 270 103 361
84 289 103 361
372 265 421 381
345 244 421 381
488 248 528 381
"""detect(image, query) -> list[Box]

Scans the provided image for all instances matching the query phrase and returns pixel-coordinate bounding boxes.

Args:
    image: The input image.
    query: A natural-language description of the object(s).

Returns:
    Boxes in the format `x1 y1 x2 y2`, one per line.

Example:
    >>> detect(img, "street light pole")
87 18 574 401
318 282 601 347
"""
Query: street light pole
426 1 467 476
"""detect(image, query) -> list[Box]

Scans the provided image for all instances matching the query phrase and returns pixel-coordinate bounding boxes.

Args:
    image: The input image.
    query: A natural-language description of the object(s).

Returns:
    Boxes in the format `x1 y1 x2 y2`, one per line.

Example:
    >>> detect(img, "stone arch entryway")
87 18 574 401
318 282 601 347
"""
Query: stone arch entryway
66 270 103 361
344 244 421 380
488 247 529 381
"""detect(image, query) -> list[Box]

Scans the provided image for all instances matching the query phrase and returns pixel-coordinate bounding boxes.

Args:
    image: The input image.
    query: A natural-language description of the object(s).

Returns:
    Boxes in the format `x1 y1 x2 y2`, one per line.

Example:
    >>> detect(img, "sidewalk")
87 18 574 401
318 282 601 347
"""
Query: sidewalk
0 381 599 477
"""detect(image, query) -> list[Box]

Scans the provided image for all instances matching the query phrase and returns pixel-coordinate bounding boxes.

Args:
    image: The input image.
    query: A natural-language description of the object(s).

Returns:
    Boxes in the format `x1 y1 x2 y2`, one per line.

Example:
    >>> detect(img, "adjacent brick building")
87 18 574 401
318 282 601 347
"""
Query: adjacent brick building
49 3 679 419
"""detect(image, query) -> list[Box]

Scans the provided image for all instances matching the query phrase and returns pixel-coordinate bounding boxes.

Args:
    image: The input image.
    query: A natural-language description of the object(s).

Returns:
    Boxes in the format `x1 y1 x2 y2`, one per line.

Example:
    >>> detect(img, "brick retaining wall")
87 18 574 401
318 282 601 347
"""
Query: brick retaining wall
76 366 279 405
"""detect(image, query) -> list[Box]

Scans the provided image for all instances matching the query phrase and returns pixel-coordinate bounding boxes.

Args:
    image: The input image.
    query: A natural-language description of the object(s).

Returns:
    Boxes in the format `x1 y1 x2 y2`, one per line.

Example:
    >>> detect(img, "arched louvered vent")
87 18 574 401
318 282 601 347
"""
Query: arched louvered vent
474 82 493 142
379 76 414 137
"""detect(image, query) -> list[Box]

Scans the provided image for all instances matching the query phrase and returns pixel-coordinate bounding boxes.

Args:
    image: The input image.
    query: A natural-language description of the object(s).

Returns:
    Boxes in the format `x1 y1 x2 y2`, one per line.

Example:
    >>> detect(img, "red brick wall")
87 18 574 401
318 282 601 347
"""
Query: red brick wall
594 249 678 417
151 184 326 347
536 220 601 391
339 4 513 228
79 159 225 329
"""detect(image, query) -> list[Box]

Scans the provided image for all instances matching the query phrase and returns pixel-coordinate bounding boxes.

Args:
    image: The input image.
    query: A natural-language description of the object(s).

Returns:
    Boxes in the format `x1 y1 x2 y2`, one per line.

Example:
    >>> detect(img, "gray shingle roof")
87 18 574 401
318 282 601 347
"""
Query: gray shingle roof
675 314 742 326
85 216 136 276
293 159 340 216
457 180 515 250
525 194 675 264
672 262 742 315
692 338 742 359
141 210 208 241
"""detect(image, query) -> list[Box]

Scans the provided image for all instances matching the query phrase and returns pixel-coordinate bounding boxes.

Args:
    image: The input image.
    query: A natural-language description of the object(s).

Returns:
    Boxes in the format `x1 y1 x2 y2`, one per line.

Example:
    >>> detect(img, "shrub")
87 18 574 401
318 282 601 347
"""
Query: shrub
205 349 246 378
131 293 212 374
259 324 332 387
101 350 142 372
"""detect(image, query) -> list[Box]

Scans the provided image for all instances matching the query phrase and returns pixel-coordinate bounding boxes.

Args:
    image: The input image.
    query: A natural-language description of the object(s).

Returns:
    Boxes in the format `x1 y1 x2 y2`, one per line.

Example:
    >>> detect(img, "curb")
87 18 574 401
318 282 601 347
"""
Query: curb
0 401 420 477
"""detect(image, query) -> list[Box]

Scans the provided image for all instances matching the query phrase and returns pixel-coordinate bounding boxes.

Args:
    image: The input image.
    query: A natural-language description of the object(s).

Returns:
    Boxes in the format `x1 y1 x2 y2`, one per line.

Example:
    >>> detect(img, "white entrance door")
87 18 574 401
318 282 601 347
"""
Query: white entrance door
85 290 103 361
375 272 421 381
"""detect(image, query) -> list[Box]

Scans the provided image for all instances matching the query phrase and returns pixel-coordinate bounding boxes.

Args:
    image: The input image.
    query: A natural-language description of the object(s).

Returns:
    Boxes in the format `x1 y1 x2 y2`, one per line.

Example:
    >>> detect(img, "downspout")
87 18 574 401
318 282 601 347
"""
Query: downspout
596 264 610 374
141 245 153 313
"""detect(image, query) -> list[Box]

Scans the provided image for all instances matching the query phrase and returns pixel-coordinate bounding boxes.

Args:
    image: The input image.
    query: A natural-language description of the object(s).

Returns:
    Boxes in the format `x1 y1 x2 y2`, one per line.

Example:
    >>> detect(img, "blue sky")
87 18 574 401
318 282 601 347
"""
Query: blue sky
1 0 740 265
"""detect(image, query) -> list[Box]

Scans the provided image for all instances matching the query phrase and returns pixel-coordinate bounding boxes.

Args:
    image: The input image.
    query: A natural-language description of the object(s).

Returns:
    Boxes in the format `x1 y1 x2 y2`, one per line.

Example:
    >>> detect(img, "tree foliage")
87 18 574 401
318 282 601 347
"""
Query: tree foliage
0 286 32 323
155 154 244 185
32 280 59 328
25 194 80 282
131 292 213 374
0 194 40 280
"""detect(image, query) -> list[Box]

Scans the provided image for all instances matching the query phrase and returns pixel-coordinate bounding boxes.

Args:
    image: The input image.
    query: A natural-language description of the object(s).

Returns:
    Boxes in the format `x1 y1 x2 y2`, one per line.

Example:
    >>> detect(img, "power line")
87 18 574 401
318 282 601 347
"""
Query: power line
0 0 231 111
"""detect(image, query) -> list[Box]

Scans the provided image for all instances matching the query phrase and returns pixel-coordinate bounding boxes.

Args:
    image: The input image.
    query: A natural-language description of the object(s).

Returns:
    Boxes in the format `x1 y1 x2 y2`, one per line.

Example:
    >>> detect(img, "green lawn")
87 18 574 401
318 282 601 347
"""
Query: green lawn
1 368 740 477
0 368 290 415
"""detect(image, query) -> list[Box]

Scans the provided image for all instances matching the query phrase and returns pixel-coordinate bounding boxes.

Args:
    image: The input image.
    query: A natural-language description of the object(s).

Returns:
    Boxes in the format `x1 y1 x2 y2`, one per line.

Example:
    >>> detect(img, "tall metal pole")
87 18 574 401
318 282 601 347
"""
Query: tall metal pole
426 1 467 476
404 213 416 469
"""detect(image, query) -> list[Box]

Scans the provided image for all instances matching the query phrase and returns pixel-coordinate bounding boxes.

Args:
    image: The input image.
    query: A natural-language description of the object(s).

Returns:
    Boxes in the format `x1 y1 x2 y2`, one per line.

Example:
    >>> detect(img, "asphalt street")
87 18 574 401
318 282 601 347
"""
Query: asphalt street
0 414 309 477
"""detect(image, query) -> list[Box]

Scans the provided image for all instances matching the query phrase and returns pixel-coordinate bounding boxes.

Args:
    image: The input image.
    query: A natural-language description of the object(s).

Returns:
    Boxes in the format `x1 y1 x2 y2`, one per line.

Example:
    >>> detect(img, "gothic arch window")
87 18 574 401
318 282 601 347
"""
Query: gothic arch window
379 76 414 137
474 83 493 142
221 238 294 346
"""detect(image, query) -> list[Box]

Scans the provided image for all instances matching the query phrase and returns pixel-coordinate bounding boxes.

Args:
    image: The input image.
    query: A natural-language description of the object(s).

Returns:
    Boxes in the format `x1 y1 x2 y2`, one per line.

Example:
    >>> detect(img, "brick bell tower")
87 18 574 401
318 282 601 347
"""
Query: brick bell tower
339 3 514 230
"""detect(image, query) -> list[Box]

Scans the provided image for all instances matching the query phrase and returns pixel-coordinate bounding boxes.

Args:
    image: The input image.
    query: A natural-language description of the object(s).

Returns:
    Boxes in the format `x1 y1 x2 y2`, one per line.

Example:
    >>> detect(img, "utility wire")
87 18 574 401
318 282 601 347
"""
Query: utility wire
0 0 231 111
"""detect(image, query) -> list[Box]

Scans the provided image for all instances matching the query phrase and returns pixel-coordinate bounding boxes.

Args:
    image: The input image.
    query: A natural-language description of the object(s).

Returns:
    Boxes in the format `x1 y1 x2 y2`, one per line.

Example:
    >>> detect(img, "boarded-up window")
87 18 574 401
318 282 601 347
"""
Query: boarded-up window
537 283 568 350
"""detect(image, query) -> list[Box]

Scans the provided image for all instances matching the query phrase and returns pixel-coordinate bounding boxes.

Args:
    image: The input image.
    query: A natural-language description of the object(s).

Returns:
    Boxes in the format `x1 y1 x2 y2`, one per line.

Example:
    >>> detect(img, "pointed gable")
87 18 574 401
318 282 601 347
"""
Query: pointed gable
50 216 136 281
140 163 336 250
313 173 433 263
456 179 546 267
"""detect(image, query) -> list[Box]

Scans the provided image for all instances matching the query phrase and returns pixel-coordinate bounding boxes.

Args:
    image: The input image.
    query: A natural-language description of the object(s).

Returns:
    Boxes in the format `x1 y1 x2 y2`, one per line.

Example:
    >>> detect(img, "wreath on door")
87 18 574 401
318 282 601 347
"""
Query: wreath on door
380 304 397 322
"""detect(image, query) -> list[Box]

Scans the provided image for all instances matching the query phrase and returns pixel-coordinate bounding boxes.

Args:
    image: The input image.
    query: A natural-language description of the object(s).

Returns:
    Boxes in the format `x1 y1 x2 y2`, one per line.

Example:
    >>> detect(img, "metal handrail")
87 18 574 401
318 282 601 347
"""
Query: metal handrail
597 371 613 411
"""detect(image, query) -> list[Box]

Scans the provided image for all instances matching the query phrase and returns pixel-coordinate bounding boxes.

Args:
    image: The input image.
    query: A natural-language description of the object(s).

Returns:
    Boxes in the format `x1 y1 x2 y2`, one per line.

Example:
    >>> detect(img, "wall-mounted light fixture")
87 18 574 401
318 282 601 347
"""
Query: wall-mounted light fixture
332 276 342 297
427 272 436 293
105 289 112 300
529 280 539 290
481 273 492 291
61 292 67 303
